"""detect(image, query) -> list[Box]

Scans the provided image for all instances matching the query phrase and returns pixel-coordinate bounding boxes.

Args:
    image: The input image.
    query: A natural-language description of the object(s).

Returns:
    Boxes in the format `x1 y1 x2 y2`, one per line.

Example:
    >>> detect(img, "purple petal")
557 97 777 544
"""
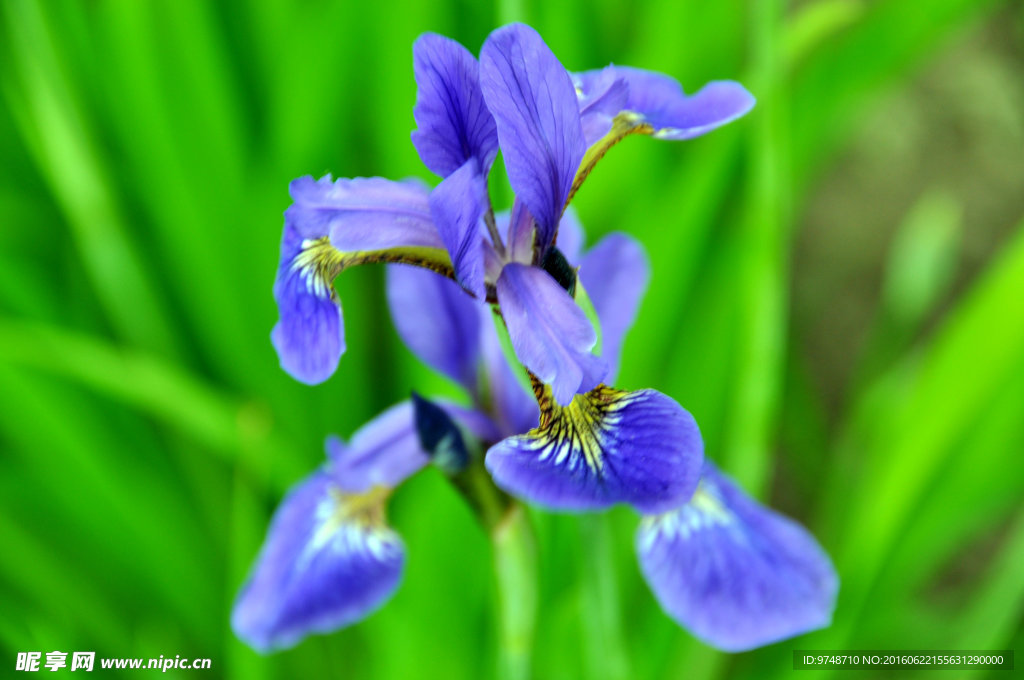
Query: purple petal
486 386 703 512
271 223 345 384
504 199 536 265
554 206 584 263
572 66 630 145
326 401 428 493
496 263 606 405
637 462 838 652
645 80 755 140
477 303 540 436
385 263 537 436
578 233 650 382
411 33 498 178
231 471 404 652
479 24 585 254
286 175 443 253
577 67 754 140
429 159 488 297
386 265 483 393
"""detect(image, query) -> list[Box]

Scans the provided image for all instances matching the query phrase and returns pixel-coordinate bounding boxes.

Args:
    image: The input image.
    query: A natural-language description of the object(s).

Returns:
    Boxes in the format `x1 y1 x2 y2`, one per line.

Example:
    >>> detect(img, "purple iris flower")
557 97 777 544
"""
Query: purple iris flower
230 402 423 652
246 21 835 656
231 399 495 652
236 216 835 655
389 210 701 515
388 218 836 650
271 23 754 400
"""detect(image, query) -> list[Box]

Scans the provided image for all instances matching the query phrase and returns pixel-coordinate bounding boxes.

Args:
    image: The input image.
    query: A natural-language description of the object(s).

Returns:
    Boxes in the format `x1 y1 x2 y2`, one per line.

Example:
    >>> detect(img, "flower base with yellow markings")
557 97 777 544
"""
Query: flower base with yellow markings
485 381 703 514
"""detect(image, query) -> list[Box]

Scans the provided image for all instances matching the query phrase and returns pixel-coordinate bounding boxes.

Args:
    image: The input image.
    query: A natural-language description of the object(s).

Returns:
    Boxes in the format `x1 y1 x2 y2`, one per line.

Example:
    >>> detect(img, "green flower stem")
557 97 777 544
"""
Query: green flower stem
492 504 537 680
450 461 538 680
579 515 629 680
452 460 511 531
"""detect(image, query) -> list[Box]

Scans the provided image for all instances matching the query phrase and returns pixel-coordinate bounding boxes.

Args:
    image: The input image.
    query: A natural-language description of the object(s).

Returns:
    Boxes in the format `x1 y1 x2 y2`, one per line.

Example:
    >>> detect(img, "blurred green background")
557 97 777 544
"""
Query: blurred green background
2 0 1022 678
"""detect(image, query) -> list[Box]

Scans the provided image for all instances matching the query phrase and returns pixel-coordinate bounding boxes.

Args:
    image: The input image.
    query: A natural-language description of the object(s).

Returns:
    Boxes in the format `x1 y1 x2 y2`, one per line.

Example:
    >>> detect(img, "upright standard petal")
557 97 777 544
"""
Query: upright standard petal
286 175 444 253
553 206 585 263
326 401 429 494
504 199 536 265
429 159 488 297
386 265 483 394
637 462 839 652
411 33 498 178
486 385 703 513
577 233 650 382
271 223 345 384
496 263 605 405
231 471 404 652
479 24 586 254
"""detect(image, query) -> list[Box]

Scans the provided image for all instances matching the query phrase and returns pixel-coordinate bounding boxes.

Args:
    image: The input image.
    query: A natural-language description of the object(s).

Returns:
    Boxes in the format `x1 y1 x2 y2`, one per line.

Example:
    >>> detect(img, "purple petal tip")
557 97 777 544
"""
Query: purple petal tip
637 462 838 651
231 473 404 652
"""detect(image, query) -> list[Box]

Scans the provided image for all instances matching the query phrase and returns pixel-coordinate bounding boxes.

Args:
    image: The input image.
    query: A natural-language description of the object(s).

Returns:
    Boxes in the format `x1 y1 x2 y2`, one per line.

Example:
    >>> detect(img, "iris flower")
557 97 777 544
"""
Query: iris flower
245 19 836 659
387 210 705 515
271 23 753 398
231 402 422 652
270 22 753 514
231 397 501 652
235 217 836 652
391 230 836 652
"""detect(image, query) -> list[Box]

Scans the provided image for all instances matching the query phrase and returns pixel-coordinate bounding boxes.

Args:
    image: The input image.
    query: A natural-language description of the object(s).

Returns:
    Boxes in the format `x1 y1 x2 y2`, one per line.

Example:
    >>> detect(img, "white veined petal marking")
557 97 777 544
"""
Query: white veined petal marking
290 237 347 300
515 384 644 476
639 479 735 548
298 485 400 570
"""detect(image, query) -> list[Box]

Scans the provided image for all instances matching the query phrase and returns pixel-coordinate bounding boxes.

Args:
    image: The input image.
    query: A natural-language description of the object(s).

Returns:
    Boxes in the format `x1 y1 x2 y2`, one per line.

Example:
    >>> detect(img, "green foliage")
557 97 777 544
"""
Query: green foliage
1 1 1020 678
